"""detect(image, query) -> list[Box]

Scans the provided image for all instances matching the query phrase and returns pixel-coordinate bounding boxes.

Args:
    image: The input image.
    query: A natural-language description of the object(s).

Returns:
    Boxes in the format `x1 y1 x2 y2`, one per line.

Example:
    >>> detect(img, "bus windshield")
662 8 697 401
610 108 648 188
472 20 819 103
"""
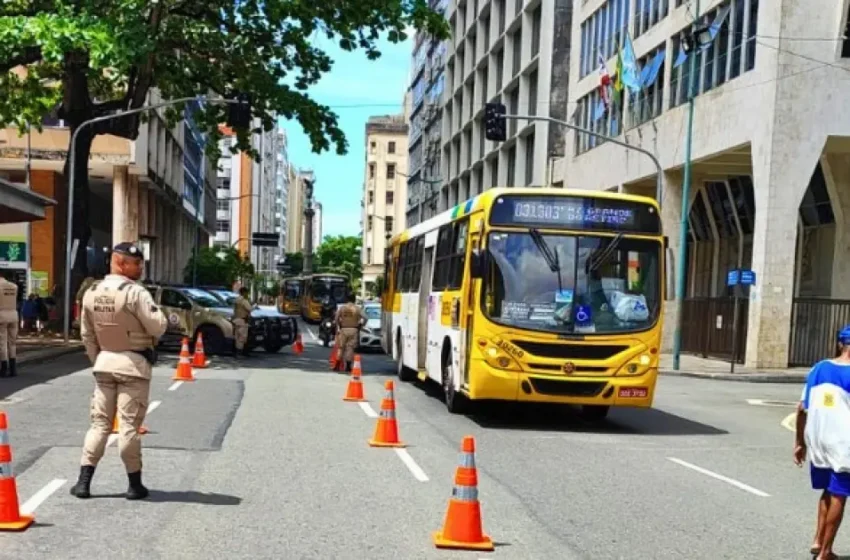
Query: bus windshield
310 278 348 301
482 231 661 335
284 281 302 299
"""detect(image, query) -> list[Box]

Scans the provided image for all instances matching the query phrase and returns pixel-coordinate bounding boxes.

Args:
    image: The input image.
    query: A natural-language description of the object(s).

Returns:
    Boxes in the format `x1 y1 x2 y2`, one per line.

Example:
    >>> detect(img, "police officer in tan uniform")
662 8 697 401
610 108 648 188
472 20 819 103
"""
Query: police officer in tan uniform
232 287 252 357
334 292 366 373
0 276 18 378
70 242 167 500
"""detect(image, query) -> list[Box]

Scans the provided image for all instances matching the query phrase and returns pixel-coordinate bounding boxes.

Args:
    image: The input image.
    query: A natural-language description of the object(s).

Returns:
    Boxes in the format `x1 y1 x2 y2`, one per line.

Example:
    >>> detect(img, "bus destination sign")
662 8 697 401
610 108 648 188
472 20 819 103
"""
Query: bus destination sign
489 195 661 234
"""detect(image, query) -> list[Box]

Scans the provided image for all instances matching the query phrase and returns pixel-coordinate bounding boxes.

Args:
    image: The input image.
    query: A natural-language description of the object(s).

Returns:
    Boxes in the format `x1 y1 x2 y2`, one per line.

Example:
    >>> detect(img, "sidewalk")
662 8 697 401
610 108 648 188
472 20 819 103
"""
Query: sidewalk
16 334 83 365
659 353 808 384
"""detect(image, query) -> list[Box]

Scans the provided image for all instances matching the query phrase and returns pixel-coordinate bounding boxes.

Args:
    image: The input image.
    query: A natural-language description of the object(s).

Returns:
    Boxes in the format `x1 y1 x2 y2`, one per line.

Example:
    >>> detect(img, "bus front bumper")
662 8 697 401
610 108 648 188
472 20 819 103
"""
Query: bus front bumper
467 360 657 408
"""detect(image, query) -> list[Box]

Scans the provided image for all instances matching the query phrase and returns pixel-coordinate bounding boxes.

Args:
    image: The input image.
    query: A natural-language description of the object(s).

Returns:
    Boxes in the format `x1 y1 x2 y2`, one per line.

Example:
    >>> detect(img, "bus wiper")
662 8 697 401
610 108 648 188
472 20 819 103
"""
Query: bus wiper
529 228 563 293
589 232 624 272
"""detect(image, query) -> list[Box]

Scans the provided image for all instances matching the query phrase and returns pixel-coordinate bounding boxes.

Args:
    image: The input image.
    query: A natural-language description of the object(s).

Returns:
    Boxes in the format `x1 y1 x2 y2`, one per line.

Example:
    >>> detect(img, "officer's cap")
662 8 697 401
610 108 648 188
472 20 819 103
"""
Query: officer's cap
838 325 850 346
113 242 143 259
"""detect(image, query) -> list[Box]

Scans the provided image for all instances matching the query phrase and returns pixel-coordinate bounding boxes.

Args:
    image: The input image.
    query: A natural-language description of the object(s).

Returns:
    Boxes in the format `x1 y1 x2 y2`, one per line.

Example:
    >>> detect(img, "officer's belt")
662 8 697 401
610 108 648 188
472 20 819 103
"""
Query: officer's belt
129 348 157 366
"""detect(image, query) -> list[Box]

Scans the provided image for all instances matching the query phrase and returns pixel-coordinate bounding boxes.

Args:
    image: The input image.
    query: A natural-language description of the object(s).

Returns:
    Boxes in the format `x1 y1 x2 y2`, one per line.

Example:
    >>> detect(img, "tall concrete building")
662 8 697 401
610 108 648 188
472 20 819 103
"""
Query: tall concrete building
285 167 306 254
559 0 850 369
361 112 410 297
213 122 286 274
275 130 291 252
406 2 449 226
0 89 216 296
411 0 570 222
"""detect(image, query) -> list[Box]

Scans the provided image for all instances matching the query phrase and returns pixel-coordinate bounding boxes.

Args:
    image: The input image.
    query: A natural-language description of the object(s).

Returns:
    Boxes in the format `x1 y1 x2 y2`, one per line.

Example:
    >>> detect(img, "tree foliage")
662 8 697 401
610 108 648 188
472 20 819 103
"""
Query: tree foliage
284 252 303 275
0 0 449 293
315 234 361 280
183 246 253 287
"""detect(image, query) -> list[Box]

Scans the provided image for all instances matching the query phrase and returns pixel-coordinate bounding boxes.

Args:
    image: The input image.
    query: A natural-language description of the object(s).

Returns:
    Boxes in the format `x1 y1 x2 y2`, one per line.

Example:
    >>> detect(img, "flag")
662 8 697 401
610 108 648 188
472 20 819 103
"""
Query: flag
699 5 732 51
641 51 666 88
593 99 607 122
597 49 612 108
619 34 641 94
674 45 688 68
611 51 624 109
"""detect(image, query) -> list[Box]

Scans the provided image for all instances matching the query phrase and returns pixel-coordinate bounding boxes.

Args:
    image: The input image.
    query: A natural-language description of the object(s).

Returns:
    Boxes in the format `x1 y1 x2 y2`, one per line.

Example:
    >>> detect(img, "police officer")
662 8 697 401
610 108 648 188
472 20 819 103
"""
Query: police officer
70 242 167 500
334 292 366 372
232 287 252 357
0 276 18 378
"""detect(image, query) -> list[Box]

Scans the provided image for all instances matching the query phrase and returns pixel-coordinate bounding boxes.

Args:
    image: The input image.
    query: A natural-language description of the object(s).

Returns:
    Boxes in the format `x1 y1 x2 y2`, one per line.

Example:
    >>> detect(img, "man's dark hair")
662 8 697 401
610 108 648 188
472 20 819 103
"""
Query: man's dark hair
347 292 356 303
239 287 249 296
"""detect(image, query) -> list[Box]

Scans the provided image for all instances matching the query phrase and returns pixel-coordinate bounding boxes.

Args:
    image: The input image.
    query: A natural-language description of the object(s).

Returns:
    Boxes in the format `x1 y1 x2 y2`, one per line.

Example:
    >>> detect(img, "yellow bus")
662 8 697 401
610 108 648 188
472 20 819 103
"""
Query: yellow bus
281 277 304 315
381 187 671 420
300 273 350 323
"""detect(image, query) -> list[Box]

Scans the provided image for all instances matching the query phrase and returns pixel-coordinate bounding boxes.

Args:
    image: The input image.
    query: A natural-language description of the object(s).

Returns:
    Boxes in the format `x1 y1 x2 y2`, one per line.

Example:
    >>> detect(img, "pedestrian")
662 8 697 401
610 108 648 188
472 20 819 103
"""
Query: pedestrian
0 276 18 378
334 292 365 373
232 287 252 358
70 242 167 500
795 324 850 560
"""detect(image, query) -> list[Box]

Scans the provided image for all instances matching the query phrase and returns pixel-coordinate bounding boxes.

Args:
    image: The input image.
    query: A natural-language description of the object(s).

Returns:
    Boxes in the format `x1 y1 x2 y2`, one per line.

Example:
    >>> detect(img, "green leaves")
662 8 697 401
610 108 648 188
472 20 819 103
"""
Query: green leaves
316 235 362 280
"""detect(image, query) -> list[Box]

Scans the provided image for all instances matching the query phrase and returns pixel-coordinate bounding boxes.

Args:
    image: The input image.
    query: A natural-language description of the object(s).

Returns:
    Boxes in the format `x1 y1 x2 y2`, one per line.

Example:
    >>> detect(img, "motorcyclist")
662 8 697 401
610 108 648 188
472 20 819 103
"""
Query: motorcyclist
319 294 338 345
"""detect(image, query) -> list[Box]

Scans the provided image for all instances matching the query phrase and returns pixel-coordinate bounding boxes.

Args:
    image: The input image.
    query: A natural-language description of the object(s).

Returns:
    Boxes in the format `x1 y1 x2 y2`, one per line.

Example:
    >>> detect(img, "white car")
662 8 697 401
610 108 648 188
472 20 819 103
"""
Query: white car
359 303 383 352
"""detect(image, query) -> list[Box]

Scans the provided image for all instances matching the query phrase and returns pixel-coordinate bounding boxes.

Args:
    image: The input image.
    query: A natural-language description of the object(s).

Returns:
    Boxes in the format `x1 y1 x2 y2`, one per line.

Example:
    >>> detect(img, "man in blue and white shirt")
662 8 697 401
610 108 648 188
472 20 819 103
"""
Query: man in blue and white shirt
795 325 850 560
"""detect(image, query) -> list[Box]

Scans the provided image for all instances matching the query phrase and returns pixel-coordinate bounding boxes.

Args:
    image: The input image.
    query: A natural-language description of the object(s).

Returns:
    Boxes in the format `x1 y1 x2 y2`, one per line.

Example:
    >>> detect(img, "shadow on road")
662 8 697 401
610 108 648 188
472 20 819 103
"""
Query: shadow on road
91 490 242 505
0 353 92 402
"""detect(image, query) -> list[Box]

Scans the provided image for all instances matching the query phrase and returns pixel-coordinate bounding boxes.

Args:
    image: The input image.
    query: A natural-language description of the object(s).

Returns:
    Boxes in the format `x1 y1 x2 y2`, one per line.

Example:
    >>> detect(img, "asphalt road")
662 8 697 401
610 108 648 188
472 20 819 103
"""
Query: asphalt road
0 324 834 559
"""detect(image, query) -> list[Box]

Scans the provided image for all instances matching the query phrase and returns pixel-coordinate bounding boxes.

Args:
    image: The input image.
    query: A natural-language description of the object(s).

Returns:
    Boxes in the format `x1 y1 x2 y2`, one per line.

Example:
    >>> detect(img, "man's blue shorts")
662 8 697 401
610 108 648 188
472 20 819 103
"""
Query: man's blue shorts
811 465 850 497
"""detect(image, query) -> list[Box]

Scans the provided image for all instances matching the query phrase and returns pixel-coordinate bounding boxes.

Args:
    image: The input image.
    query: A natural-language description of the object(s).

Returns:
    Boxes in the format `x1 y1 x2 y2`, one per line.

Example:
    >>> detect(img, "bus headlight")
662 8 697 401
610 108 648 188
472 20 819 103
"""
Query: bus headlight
616 354 655 376
478 340 522 371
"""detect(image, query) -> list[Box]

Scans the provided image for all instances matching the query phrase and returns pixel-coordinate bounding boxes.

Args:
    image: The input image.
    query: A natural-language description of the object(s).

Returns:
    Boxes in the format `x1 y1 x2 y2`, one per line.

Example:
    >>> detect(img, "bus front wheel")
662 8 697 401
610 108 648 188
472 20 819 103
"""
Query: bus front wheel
579 405 610 421
396 334 415 382
442 348 467 414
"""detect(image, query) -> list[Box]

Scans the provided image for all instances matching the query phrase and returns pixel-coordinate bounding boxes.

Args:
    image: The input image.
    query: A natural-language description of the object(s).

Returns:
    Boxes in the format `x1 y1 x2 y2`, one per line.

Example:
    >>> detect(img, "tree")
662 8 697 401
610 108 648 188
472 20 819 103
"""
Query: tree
372 274 385 297
0 1 448 298
315 235 361 280
183 246 253 287
284 252 303 275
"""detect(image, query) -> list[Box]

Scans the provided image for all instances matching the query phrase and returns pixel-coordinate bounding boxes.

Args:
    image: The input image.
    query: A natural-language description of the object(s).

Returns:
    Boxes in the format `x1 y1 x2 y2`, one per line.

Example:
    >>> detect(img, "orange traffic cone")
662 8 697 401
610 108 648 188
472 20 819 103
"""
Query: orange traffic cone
192 332 209 368
328 346 339 370
172 338 196 382
112 414 148 435
0 412 34 531
433 436 494 551
343 357 366 402
293 334 304 355
368 380 404 448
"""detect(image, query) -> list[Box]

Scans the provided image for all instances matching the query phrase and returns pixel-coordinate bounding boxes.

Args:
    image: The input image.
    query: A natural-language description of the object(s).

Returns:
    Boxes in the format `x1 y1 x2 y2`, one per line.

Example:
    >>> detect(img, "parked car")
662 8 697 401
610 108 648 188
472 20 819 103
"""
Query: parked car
144 284 296 354
203 287 298 353
359 302 383 352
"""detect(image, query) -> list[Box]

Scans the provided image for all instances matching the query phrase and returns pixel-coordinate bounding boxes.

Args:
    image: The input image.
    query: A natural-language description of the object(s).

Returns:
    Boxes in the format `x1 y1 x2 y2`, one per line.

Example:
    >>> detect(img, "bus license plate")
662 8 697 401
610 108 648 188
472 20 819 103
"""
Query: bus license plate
618 387 648 398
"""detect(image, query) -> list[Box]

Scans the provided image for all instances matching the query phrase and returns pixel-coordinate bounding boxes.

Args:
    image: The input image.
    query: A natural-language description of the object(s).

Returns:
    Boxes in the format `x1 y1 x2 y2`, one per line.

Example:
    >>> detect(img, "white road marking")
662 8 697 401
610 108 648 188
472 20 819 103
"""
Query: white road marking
395 448 429 482
305 327 318 342
667 457 770 497
781 412 796 433
20 478 66 515
358 402 378 418
746 399 798 407
107 400 162 447
168 381 183 391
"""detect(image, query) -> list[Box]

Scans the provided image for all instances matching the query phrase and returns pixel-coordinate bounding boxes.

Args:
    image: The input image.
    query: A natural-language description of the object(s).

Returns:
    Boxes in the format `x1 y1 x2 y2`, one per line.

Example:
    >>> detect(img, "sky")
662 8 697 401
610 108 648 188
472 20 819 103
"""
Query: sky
279 32 414 241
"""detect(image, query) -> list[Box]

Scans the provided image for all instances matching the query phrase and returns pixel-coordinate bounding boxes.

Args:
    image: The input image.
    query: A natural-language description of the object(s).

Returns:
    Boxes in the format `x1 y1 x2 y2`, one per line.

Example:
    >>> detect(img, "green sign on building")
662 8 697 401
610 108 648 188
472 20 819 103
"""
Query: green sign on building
0 240 26 266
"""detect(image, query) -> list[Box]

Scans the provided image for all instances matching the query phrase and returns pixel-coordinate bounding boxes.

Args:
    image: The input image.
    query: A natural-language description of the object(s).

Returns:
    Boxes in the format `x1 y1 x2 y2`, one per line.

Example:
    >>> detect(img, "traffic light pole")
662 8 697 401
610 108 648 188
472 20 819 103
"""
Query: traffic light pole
501 114 664 206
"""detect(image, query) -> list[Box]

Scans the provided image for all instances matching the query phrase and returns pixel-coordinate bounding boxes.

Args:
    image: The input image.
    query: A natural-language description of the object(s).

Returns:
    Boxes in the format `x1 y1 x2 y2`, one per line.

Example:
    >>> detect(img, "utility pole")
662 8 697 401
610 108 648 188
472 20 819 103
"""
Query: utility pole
303 176 315 274
672 0 702 371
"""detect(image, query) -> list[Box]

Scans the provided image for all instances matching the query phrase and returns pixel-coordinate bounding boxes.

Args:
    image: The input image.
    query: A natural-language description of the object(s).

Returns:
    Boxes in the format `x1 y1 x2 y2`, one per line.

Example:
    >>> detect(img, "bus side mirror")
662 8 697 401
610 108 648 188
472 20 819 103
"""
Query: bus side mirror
665 246 675 301
470 249 486 279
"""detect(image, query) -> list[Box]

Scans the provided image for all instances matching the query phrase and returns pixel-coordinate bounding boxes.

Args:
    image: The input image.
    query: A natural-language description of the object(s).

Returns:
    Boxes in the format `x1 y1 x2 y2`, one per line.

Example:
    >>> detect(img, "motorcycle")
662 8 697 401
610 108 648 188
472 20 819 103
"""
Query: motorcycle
319 317 335 347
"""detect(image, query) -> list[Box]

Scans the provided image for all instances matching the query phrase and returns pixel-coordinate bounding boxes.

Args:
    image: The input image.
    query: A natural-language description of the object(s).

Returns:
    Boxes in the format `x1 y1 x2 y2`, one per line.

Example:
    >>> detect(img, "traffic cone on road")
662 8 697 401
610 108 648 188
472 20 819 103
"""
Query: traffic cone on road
343 357 366 402
0 412 34 531
433 436 494 551
368 380 405 448
172 338 196 382
192 332 209 368
293 334 304 355
329 346 339 370
112 414 148 435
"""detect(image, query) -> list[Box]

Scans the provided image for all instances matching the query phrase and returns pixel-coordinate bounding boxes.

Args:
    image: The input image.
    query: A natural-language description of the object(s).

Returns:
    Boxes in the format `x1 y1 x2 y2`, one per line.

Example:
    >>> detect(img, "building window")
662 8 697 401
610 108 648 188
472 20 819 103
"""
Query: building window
368 191 374 204
216 199 230 211
524 132 535 185
388 141 396 154
368 216 373 231
369 163 376 178
367 248 372 263
370 141 377 154
216 220 230 233
386 191 394 204
386 217 394 233
387 163 396 179
629 43 665 128
530 6 541 57
843 3 850 57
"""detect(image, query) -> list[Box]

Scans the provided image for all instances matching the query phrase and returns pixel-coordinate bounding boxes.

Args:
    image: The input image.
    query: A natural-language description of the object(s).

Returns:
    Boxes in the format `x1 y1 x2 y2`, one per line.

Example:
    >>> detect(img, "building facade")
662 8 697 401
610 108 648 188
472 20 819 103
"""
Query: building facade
559 0 850 369
412 0 570 223
0 88 216 298
362 113 410 297
285 167 306 254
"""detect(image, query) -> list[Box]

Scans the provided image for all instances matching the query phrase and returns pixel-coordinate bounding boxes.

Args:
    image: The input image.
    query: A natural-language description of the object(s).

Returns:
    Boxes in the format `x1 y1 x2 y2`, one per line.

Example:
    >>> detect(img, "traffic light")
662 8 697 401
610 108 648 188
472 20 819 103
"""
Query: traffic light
484 102 507 142
226 92 252 130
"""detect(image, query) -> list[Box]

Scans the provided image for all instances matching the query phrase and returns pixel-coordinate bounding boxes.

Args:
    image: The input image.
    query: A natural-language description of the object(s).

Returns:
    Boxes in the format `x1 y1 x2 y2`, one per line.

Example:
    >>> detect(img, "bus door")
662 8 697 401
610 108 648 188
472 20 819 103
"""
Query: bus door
418 245 435 371
462 230 481 387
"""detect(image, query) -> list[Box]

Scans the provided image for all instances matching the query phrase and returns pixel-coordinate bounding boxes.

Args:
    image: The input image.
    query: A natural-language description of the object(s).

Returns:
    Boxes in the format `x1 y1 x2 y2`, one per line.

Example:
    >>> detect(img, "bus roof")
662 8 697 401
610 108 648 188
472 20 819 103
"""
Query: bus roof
388 186 661 245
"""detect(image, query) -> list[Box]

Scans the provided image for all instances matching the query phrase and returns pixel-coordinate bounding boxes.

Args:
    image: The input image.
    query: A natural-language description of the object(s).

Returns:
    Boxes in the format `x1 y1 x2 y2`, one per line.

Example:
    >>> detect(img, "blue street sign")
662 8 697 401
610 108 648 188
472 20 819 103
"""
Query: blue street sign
740 269 756 286
727 269 740 287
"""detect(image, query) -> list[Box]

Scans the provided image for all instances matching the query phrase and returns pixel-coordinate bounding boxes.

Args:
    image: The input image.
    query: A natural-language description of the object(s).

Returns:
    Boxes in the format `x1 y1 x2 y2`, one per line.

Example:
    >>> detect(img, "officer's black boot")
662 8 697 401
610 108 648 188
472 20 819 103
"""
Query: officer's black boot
8 359 16 377
69 465 96 499
125 471 149 500
0 361 7 378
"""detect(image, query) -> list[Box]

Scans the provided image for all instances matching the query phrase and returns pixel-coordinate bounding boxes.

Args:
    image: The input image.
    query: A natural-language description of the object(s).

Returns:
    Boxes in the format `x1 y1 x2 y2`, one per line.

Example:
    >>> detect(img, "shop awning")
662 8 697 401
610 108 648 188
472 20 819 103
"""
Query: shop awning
0 178 57 223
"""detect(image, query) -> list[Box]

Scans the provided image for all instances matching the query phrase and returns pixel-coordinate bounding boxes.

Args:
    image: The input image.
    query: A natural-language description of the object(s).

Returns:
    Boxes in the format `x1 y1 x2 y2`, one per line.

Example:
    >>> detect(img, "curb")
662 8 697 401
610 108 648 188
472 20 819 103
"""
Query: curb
660 369 806 384
17 345 84 366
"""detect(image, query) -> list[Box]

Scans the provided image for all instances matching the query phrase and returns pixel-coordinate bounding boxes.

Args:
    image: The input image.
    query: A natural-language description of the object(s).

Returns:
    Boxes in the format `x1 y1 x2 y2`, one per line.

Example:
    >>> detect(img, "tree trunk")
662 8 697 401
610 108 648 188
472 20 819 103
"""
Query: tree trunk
62 123 94 311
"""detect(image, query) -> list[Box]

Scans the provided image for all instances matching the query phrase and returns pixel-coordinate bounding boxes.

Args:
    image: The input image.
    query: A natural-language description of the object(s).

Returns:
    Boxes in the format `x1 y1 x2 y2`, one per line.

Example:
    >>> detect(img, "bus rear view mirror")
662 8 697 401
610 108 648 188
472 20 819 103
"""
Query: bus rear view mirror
665 246 675 301
469 249 487 279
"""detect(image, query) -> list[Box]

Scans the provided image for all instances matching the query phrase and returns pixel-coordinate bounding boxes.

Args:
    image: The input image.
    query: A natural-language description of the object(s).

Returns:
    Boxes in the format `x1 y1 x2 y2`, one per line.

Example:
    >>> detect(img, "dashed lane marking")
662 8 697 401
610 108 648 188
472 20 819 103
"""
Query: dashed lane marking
358 402 378 418
781 412 796 433
107 400 162 448
667 457 770 497
20 478 67 515
395 448 429 482
168 381 183 391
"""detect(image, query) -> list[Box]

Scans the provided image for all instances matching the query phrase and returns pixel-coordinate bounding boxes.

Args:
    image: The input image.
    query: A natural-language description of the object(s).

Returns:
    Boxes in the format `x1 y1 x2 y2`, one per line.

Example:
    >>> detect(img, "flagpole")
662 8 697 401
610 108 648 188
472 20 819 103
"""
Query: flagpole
672 0 701 371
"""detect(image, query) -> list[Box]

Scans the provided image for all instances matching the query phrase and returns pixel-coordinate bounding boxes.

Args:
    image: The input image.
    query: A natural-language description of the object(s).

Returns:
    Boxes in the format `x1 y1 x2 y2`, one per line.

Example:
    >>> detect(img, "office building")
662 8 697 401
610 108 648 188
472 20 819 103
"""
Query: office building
361 113 410 297
285 167 306 254
415 0 570 220
559 0 850 369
